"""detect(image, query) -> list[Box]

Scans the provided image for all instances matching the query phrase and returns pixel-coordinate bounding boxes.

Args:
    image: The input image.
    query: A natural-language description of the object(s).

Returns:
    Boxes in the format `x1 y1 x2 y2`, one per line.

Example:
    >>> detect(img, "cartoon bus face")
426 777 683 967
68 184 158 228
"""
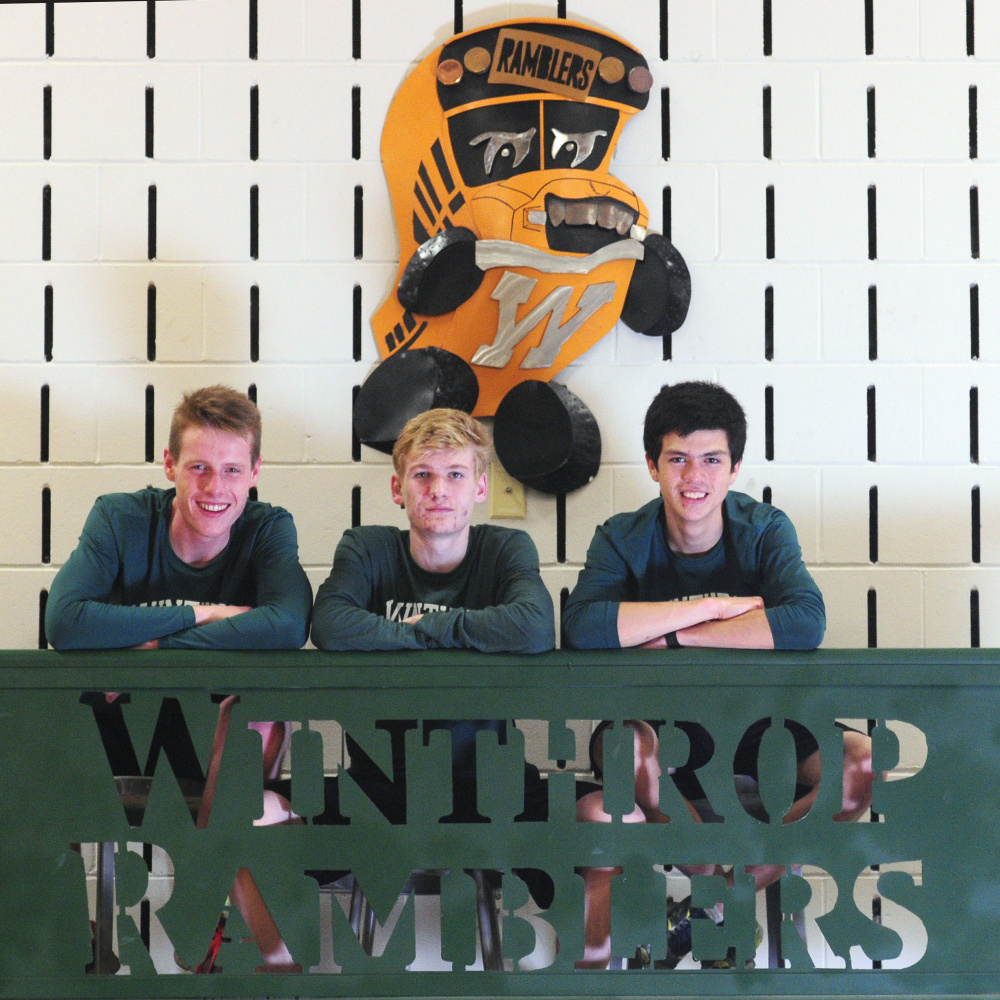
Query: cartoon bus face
372 18 688 417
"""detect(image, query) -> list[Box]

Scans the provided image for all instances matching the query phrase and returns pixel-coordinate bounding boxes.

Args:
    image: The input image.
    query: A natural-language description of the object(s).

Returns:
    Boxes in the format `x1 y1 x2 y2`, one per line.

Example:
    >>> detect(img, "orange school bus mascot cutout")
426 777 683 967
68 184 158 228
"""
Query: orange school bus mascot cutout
358 19 690 493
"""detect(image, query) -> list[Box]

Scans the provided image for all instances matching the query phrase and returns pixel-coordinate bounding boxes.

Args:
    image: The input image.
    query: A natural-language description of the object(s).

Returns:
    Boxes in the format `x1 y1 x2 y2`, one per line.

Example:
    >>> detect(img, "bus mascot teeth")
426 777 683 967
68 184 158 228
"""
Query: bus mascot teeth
357 18 691 493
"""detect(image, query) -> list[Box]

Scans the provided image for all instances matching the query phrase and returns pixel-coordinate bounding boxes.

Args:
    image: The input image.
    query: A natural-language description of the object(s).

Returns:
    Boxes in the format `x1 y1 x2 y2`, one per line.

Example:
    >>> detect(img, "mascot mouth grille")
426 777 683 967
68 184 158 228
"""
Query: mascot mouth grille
543 195 637 236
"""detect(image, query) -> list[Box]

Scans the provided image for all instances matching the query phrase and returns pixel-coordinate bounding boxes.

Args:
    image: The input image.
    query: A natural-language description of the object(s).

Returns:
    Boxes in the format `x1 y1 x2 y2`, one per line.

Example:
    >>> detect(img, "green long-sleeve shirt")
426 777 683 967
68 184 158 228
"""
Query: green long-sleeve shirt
45 488 312 650
310 524 555 652
562 492 825 650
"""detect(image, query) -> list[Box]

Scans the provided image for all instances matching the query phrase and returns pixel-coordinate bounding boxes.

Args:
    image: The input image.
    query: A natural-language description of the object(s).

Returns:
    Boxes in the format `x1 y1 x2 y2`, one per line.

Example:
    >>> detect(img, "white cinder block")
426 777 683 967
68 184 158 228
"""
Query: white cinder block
46 166 101 263
0 67 46 162
0 470 46 565
963 570 1000 646
771 0 865 59
868 366 923 466
819 466 874 565
715 0 761 61
51 1 146 61
974 469 1000 566
565 464 612 565
242 367 307 462
813 568 923 648
737 465 820 563
919 0 971 58
820 265 874 363
0 266 48 362
769 66 821 163
93 368 150 464
357 263 400 362
975 1 1000 58
565 0 658 58
877 467 975 565
0 3 45 59
0 365 47 463
711 365 772 465
612 464 661 518
975 268 1000 363
0 167 45 262
360 0 453 64
541 564 584 648
611 76 662 167
47 367 101 464
471 473 559 566
157 0 251 61
202 263 256 361
922 364 977 464
303 0 354 61
257 0 305 60
255 65 351 163
357 63 406 165
974 370 1000 466
875 265 975 363
869 66 969 163
871 0 921 59
99 165 155 262
46 264 146 362
358 162 398 265
49 65 146 162
145 64 202 162
304 164 388 263
201 64 256 162
819 66 873 163
0 569 58 649
147 264 207 361
970 164 1000 263
256 165 307 261
923 164 980 262
922 570 979 647
718 164 781 262
301 363 367 463
868 165 925 263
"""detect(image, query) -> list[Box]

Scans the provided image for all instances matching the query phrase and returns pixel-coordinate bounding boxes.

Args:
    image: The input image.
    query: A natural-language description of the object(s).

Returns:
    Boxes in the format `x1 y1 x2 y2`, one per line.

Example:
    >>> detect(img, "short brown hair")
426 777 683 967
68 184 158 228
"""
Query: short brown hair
168 385 262 464
392 408 492 478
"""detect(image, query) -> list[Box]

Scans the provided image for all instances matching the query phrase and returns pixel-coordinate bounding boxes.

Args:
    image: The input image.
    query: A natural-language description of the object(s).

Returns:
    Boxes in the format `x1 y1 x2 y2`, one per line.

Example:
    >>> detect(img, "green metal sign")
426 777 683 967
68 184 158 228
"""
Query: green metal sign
0 648 991 997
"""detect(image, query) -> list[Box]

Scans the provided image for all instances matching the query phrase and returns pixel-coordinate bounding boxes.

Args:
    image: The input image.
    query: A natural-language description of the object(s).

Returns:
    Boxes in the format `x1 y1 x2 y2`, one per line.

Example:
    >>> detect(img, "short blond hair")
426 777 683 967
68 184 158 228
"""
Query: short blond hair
169 385 261 464
392 408 492 478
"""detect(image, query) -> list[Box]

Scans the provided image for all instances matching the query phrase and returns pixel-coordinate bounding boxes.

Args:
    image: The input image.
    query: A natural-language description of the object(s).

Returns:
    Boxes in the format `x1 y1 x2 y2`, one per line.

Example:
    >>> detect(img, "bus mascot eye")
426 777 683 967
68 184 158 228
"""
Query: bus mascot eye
470 128 537 175
550 127 607 168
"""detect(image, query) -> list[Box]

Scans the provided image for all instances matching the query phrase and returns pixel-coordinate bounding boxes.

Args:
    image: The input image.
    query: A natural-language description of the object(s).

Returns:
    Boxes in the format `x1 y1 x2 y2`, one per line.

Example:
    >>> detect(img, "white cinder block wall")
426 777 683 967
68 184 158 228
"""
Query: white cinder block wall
0 0 994 651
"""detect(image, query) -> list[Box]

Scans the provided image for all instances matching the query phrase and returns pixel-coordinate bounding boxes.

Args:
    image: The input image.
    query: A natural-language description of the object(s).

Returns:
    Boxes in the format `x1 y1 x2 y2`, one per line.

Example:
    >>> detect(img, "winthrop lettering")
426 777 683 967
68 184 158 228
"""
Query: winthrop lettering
385 600 449 621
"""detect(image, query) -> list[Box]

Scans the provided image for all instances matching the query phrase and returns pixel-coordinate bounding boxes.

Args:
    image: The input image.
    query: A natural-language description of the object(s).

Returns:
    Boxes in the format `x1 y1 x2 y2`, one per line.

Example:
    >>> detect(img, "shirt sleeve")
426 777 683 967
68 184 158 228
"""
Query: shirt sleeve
413 531 555 653
756 511 826 650
159 511 312 650
44 498 196 650
311 530 426 651
560 523 625 650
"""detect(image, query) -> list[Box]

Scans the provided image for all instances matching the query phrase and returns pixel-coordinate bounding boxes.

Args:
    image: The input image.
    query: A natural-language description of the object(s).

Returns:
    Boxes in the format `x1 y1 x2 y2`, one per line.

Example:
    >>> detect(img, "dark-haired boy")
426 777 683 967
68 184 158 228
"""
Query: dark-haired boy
564 381 872 968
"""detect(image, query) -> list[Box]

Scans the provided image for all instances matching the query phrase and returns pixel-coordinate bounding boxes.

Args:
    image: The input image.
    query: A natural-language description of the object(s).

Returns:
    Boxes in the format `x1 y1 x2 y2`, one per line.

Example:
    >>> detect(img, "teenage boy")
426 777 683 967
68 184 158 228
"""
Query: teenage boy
46 384 312 973
563 381 873 969
311 409 554 889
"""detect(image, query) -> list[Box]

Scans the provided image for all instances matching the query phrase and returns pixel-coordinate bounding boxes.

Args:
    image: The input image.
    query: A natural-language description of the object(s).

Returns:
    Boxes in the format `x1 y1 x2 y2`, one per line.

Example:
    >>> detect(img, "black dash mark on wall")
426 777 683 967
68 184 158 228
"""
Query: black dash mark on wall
352 284 362 360
351 86 360 160
145 87 154 158
867 86 876 157
971 588 980 647
764 285 774 360
661 88 670 159
865 0 874 54
145 385 155 462
43 85 51 159
969 85 978 159
869 485 878 563
41 488 51 564
970 185 980 258
559 588 569 649
250 85 259 161
354 185 364 259
972 485 981 563
44 285 53 361
765 185 775 259
38 590 48 649
40 385 49 463
454 0 462 35
967 0 975 56
764 386 774 460
147 185 156 259
352 0 361 59
250 285 259 362
762 86 771 159
42 184 51 261
970 385 979 463
662 333 672 361
762 486 772 505
867 185 877 259
250 185 259 259
556 493 566 563
147 283 156 361
867 385 876 461
660 0 669 59
352 385 360 461
146 0 155 58
868 285 877 360
971 284 980 359
247 382 257 405
351 485 361 528
662 185 672 241
763 0 772 56
45 3 54 56
557 0 566 18
867 588 877 648
249 0 258 60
